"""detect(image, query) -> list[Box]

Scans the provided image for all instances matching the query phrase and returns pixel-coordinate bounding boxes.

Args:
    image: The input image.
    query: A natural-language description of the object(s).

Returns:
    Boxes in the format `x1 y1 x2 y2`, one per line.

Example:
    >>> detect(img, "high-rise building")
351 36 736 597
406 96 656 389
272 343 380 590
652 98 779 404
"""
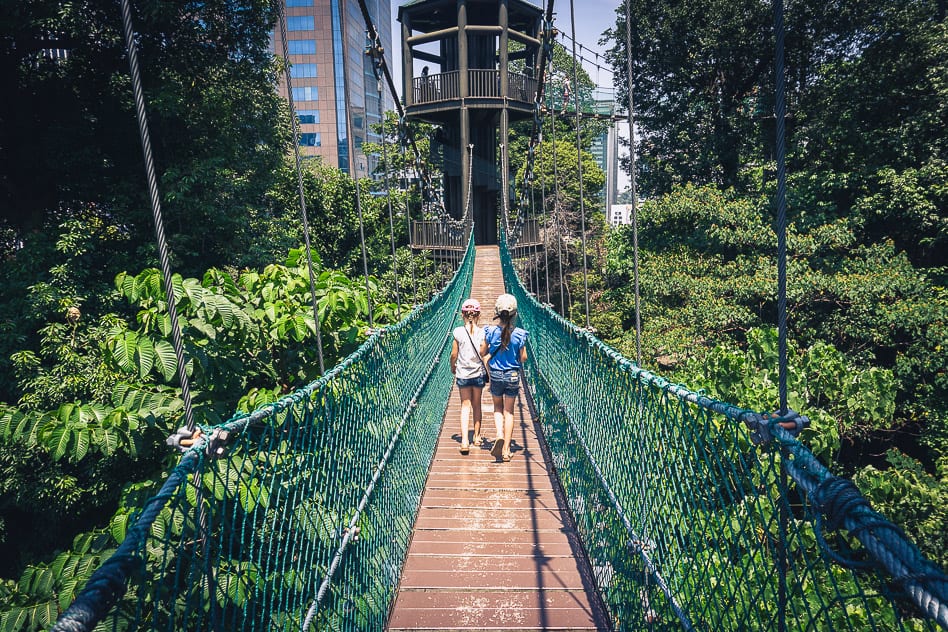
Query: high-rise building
588 92 618 214
273 0 393 177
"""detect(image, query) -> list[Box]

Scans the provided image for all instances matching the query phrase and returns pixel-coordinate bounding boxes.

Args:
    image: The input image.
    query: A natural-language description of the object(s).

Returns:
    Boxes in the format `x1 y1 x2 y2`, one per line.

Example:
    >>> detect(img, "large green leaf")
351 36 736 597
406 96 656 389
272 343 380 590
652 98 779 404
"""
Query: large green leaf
136 335 155 380
154 340 178 382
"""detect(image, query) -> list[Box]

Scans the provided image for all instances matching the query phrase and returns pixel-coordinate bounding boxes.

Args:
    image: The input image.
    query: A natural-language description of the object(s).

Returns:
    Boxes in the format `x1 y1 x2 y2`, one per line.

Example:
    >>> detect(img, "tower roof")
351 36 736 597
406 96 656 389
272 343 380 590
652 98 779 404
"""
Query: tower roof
398 0 543 34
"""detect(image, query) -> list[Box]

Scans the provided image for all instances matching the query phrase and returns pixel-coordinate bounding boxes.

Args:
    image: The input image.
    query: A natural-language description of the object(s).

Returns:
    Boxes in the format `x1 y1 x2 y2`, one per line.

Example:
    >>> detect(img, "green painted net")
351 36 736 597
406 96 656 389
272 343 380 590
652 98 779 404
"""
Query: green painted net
53 232 948 631
54 237 474 632
500 236 947 631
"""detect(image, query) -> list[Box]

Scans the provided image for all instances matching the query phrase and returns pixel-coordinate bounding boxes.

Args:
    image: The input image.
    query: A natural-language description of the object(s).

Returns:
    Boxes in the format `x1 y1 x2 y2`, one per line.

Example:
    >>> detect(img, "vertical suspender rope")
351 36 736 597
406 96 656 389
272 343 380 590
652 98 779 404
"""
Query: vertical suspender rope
550 104 566 315
540 135 551 305
530 169 539 297
118 4 219 629
373 70 402 318
339 14 375 328
568 0 591 328
119 0 196 434
381 118 402 318
774 2 790 630
399 125 419 304
276 0 326 373
774 2 789 417
624 0 642 366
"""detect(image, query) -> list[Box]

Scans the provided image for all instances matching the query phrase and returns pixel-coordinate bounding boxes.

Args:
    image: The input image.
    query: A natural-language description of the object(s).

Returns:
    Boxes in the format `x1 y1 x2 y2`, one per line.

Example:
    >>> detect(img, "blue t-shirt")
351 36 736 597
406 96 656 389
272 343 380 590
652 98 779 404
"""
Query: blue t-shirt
484 325 528 371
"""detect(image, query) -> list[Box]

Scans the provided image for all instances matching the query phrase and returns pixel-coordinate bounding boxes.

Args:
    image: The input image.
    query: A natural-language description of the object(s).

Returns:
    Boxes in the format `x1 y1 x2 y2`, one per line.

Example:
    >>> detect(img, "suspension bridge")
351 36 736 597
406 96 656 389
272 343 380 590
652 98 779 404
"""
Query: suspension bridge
48 0 948 630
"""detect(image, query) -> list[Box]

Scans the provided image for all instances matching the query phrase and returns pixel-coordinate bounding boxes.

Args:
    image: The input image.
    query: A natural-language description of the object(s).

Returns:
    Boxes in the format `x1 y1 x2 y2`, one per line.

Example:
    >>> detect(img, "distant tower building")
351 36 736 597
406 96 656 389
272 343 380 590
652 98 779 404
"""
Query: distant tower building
398 0 544 245
609 204 632 226
589 94 618 214
273 0 394 177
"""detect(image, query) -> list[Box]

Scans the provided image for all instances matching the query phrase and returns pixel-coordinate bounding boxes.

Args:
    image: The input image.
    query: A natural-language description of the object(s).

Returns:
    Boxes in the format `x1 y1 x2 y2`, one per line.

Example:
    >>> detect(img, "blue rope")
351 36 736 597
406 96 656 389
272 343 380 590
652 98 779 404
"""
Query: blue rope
51 452 201 632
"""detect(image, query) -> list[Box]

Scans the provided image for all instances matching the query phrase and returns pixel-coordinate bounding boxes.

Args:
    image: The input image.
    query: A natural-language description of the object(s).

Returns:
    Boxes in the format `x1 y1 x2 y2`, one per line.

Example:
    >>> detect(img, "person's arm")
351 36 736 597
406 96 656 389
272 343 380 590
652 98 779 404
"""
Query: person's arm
519 345 527 364
450 339 459 374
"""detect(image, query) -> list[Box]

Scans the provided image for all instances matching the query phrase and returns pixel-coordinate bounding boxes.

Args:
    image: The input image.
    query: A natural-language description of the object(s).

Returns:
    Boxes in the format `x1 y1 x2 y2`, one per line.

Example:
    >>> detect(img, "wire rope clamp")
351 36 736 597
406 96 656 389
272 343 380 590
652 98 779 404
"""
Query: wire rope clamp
166 426 203 452
205 427 234 459
344 526 361 542
744 409 810 445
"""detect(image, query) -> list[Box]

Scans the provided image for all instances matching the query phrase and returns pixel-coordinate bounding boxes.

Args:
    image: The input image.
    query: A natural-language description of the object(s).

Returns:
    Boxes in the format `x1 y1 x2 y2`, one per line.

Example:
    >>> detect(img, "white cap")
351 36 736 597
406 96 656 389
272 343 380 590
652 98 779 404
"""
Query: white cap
494 293 517 314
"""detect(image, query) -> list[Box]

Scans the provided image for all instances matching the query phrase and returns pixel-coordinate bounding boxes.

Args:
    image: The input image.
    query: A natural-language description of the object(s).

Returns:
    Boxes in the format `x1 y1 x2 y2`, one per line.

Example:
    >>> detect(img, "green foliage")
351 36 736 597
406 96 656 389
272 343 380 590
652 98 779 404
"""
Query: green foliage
1 0 286 275
0 531 114 632
516 139 606 210
265 160 402 278
679 328 901 458
854 451 948 569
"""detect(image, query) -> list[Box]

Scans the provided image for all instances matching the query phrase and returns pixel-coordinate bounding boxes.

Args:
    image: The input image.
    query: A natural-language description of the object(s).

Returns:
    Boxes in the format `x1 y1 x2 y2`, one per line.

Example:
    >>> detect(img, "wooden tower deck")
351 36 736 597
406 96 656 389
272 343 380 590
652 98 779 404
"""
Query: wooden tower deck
387 246 608 631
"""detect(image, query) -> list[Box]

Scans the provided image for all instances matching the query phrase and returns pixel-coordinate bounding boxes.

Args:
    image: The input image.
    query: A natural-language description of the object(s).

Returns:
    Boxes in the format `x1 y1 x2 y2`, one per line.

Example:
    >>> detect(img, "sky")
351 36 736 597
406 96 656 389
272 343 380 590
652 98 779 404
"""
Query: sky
385 0 630 192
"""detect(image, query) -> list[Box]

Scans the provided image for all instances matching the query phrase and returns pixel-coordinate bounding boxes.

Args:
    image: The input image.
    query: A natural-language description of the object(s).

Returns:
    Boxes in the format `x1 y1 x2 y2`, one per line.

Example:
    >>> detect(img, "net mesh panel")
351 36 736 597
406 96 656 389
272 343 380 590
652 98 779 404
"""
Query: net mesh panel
500 236 941 631
78 237 473 631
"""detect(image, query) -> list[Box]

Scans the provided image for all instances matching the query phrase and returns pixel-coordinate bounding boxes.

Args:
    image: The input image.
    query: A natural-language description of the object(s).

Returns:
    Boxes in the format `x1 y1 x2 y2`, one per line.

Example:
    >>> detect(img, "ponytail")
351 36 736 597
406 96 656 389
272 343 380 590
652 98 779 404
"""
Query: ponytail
497 310 516 350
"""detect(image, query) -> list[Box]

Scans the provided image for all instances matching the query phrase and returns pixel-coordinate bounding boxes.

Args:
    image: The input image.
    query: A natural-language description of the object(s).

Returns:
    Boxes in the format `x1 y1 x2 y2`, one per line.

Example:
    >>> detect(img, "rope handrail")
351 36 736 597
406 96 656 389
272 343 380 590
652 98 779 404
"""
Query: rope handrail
54 235 476 632
498 232 948 630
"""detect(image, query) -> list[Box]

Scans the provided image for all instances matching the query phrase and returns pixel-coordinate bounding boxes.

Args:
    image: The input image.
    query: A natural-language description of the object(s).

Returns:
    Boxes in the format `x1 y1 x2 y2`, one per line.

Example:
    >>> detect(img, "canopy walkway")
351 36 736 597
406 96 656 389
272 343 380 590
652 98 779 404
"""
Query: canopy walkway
53 237 948 632
388 246 608 631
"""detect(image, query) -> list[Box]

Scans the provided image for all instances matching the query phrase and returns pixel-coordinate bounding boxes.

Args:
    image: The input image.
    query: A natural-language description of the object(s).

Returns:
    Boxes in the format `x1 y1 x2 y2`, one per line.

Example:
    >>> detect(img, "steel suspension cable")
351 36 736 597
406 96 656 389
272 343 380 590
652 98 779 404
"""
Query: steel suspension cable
381 126 402 317
774 0 789 417
276 0 326 373
774 1 791 629
119 0 195 433
530 174 539 297
339 16 374 328
399 128 419 304
624 0 642 366
118 4 218 629
540 136 551 305
372 70 402 317
550 101 566 315
568 0 590 328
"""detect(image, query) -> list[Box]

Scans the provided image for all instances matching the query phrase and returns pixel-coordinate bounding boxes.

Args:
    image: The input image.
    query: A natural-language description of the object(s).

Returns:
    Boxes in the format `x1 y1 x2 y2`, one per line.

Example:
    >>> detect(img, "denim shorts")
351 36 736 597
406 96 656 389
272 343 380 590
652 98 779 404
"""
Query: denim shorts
489 369 521 397
456 375 486 388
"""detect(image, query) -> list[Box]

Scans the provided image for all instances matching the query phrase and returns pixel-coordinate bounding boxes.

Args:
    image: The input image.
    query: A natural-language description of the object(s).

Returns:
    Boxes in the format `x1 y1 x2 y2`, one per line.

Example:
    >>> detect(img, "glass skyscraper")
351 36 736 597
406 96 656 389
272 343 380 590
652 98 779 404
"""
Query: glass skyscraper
274 0 393 176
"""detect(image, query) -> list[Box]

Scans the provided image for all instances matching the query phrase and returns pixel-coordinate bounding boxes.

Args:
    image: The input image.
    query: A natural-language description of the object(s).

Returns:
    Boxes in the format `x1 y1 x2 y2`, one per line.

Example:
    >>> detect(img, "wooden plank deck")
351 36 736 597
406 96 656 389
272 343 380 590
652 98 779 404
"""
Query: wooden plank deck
388 246 609 632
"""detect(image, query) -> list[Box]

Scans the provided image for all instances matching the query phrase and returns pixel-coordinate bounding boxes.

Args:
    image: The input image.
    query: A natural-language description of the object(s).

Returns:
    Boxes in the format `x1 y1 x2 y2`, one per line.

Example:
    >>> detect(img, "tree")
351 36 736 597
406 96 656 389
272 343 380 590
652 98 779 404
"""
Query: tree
604 0 773 196
0 0 287 273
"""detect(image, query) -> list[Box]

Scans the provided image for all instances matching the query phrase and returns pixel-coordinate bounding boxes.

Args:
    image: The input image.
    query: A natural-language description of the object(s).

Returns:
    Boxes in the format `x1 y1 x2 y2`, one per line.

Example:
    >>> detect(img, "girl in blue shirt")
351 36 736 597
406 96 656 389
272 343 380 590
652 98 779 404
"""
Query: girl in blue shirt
480 293 528 462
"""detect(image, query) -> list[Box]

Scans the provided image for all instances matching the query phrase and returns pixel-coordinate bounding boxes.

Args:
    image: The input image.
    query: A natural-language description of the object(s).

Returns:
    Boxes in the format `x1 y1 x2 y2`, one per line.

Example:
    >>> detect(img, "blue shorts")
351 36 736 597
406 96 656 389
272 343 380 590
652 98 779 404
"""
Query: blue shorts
456 375 486 388
489 369 521 397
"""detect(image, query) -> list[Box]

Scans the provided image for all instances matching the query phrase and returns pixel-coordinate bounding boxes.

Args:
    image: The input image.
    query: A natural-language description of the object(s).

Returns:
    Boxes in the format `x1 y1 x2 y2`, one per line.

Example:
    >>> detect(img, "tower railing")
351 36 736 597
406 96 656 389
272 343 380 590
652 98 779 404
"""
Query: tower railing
411 69 537 105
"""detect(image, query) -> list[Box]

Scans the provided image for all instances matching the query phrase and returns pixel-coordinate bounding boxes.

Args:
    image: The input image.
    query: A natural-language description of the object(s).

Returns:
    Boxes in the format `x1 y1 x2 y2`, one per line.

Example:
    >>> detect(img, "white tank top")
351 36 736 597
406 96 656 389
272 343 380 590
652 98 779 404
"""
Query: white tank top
453 325 486 379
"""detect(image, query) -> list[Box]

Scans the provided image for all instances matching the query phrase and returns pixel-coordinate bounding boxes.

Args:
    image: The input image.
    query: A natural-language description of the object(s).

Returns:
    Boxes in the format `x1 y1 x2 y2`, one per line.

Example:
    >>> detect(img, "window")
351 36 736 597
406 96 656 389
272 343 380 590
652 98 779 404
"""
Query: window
286 0 313 6
287 16 314 31
290 63 317 78
297 109 320 124
288 39 316 55
292 86 318 101
299 133 322 147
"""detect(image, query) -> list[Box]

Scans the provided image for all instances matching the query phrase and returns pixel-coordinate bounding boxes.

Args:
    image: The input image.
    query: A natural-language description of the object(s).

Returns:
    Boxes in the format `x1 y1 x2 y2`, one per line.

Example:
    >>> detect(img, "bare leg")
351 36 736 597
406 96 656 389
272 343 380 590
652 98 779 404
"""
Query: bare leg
491 394 504 440
471 386 483 444
459 386 474 450
502 395 516 460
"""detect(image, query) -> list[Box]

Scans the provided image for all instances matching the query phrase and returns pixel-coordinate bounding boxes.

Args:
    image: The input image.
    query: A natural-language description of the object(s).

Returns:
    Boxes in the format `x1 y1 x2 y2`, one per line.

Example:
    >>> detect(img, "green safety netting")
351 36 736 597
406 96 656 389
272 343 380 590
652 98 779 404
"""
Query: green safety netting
500 235 948 631
53 236 474 632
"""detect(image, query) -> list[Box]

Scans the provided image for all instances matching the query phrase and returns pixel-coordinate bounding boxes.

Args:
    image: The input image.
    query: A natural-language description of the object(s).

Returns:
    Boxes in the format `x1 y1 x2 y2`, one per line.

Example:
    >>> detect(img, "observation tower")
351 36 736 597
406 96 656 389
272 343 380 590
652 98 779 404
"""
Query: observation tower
398 0 543 245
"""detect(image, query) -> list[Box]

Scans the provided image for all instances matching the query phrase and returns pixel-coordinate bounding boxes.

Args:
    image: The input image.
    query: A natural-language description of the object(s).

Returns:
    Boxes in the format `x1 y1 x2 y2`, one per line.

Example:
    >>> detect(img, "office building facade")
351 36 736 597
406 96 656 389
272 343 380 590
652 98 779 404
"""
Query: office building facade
273 0 393 176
